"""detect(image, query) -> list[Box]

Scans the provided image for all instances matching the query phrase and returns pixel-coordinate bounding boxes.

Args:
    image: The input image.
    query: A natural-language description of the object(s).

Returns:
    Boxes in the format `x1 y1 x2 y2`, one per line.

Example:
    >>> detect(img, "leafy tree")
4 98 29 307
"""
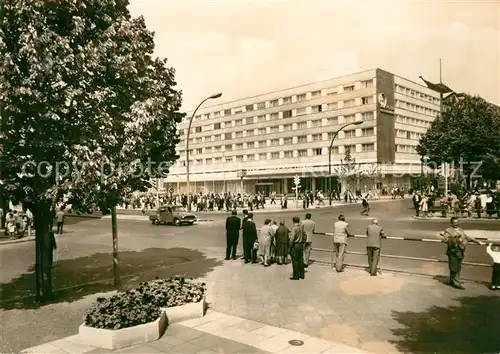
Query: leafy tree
417 94 500 183
340 146 359 190
0 0 184 300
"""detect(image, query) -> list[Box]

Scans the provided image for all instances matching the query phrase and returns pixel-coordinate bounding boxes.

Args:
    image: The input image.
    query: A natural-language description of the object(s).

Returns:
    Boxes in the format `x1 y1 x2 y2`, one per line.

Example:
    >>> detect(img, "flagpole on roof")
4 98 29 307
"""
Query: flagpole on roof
439 59 443 119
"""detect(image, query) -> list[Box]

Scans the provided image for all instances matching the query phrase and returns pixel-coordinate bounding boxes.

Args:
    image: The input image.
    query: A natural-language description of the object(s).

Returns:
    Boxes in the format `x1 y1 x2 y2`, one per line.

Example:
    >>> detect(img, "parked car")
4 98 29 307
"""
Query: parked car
149 205 197 226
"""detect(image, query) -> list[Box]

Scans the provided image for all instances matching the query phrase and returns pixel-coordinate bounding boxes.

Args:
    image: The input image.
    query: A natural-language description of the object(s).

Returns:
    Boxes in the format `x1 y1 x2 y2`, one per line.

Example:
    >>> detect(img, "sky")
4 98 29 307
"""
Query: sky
128 0 500 110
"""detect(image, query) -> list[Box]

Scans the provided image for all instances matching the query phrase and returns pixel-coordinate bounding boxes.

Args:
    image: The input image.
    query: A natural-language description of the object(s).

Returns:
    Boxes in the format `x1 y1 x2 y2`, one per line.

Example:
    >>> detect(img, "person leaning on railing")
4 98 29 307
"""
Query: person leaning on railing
439 217 485 290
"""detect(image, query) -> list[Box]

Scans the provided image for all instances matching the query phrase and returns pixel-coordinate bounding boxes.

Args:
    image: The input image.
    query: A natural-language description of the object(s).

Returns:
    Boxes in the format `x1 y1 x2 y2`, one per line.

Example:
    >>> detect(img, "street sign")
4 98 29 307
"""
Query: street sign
169 187 174 194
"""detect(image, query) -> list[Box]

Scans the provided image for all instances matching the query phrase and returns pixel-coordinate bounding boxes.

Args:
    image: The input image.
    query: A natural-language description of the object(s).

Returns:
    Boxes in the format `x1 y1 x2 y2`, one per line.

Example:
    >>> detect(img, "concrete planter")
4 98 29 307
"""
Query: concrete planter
161 296 206 324
78 311 167 350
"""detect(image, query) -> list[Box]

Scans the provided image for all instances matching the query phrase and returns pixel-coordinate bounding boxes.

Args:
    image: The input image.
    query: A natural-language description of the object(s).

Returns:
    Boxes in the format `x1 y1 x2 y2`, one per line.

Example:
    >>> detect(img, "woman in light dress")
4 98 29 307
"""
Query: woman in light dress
259 219 275 267
420 195 429 218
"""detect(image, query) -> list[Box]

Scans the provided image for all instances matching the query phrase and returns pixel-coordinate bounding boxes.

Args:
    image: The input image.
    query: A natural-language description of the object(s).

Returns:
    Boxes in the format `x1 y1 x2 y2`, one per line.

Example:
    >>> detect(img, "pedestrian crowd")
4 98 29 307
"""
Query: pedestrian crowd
224 210 500 290
0 206 66 239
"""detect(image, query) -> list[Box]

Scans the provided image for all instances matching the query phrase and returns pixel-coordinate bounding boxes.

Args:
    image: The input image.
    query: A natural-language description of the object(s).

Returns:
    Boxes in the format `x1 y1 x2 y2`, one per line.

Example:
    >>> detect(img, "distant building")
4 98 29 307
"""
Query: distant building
164 68 441 195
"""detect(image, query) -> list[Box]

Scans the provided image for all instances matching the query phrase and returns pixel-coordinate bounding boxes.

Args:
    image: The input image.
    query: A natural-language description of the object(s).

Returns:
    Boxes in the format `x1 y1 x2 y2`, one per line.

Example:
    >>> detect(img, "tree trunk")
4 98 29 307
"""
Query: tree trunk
33 200 54 302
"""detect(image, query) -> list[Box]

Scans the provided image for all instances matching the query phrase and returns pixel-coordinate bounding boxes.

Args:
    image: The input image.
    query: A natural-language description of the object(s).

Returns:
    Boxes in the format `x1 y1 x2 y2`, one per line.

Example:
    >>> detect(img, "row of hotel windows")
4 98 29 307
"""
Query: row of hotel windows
180 112 375 143
186 79 375 122
395 84 440 105
181 128 376 155
396 129 423 141
176 142 418 166
181 122 375 151
395 99 440 117
178 143 376 166
183 97 376 134
396 114 431 128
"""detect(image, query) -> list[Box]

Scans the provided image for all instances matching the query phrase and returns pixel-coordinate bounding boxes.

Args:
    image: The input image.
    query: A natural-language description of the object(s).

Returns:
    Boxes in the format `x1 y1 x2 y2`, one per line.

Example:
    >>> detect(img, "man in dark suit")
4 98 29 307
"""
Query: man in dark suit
242 212 257 263
225 210 241 260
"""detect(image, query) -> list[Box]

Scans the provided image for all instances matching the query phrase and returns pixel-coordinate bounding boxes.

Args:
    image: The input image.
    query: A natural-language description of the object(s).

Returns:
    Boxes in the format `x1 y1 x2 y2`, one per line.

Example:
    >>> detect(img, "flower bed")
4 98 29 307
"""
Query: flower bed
79 277 206 349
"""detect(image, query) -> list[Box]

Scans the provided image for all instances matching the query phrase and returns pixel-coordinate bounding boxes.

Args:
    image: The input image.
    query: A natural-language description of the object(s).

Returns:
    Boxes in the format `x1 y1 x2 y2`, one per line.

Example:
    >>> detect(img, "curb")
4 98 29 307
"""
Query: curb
412 215 500 222
0 231 74 246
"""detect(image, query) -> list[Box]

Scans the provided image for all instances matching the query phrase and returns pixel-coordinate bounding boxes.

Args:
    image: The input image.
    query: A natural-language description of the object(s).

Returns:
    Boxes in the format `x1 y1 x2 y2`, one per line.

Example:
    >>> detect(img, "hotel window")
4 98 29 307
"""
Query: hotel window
270 126 279 133
269 99 278 107
327 102 338 110
311 105 322 114
236 143 243 149
362 143 375 152
311 119 321 128
179 129 184 136
214 134 221 141
362 128 374 136
314 148 322 156
361 96 374 105
206 158 212 164
327 88 338 95
361 79 374 88
195 126 202 133
283 110 292 118
312 134 322 141
225 144 233 151
247 142 255 148
195 148 202 154
297 135 307 144
329 146 339 154
283 124 292 131
271 152 280 159
224 109 232 116
214 146 221 152
257 115 266 123
344 114 355 123
245 104 254 112
214 157 222 163
214 111 220 118
345 144 356 152
297 93 306 102
235 131 243 138
259 153 267 160
284 151 293 158
362 111 375 121
296 107 307 116
283 137 293 144
271 112 279 119
271 139 279 146
224 133 232 140
236 155 243 162
396 130 407 138
328 117 338 125
257 102 266 109
234 119 242 126
246 117 254 125
247 154 255 161
311 90 321 98
297 122 307 129
203 114 209 120
225 156 233 163
195 159 202 165
258 128 266 135
343 130 356 138
246 129 254 136
344 99 355 108
214 123 221 130
194 115 201 121
298 149 308 157
258 140 267 147
283 96 292 104
344 85 354 92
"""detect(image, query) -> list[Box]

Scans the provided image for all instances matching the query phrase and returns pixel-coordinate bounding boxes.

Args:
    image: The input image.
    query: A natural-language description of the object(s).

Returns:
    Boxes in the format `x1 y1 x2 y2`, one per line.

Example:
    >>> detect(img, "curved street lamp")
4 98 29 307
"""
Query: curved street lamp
327 120 363 204
186 93 222 211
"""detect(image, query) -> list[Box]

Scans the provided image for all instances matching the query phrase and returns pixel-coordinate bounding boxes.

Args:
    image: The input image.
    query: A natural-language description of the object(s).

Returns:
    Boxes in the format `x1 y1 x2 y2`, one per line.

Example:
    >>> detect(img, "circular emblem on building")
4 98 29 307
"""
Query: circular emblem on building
378 93 387 108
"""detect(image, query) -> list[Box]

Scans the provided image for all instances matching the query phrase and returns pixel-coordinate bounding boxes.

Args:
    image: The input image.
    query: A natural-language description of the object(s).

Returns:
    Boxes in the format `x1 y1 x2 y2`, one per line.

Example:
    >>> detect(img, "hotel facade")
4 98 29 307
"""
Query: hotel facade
163 68 441 196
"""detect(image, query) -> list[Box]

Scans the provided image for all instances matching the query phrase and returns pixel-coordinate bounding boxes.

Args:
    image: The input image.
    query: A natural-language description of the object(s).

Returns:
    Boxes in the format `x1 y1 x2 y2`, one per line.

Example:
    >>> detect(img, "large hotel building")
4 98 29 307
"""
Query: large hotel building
163 68 441 195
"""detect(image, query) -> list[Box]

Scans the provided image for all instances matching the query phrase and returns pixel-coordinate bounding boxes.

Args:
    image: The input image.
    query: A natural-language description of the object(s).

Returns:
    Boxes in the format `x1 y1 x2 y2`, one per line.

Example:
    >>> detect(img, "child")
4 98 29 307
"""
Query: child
486 243 500 290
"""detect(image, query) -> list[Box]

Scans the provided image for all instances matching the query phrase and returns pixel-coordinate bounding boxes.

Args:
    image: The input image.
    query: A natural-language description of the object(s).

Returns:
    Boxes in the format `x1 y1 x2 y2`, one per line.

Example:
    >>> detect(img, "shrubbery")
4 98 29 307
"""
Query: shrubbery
84 277 206 330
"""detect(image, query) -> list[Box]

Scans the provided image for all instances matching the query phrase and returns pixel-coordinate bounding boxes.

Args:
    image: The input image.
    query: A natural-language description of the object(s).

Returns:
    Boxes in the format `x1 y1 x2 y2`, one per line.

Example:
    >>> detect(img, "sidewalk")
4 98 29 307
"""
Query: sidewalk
17 246 500 354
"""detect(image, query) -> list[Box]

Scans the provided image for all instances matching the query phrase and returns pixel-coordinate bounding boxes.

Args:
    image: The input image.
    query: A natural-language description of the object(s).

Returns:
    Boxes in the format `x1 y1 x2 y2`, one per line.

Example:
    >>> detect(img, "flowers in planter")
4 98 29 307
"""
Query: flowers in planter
136 277 206 308
83 277 206 330
84 292 161 330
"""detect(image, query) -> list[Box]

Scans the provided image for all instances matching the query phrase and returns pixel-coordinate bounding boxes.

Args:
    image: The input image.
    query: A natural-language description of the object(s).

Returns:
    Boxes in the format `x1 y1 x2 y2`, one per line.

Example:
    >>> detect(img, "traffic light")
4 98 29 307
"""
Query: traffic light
293 175 301 190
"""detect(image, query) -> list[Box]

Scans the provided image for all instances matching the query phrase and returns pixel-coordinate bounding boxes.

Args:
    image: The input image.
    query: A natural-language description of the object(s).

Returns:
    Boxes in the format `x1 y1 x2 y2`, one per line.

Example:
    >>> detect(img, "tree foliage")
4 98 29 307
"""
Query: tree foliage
0 0 184 299
417 94 500 181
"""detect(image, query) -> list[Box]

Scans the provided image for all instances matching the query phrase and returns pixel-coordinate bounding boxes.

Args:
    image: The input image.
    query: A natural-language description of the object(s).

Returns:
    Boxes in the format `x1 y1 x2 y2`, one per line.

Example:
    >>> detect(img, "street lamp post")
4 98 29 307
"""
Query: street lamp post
327 121 363 205
186 93 222 211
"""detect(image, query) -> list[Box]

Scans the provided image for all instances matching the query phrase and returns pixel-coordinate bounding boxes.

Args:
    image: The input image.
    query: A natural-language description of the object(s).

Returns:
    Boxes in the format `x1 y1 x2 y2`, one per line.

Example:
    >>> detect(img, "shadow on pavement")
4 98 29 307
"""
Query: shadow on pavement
0 247 222 310
390 295 500 354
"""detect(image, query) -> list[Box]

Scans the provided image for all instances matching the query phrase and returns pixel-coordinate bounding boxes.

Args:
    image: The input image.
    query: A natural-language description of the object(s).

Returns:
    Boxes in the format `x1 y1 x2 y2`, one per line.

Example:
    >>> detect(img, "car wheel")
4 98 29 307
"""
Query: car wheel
152 219 159 225
173 218 180 226
188 222 194 225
